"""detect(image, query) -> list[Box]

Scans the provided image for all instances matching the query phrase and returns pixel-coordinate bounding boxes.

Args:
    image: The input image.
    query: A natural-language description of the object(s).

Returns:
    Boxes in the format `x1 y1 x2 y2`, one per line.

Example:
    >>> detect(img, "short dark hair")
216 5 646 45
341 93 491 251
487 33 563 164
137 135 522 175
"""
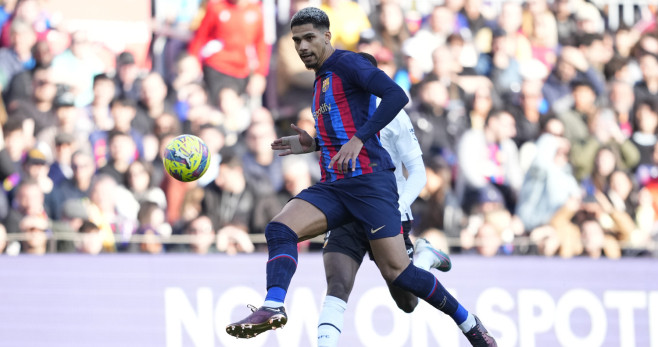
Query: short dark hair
93 73 112 85
290 7 330 31
110 97 136 109
357 52 377 67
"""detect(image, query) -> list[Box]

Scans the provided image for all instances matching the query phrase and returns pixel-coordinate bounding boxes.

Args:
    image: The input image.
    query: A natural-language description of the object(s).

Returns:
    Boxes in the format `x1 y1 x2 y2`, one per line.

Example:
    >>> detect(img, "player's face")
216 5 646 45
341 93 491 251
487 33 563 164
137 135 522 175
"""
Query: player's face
291 23 331 71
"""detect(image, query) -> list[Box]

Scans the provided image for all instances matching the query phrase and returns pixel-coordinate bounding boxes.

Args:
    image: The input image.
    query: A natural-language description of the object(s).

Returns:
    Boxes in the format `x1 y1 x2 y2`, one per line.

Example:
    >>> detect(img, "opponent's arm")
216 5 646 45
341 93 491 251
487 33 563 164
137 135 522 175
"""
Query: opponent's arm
354 71 409 142
399 156 426 216
330 70 408 173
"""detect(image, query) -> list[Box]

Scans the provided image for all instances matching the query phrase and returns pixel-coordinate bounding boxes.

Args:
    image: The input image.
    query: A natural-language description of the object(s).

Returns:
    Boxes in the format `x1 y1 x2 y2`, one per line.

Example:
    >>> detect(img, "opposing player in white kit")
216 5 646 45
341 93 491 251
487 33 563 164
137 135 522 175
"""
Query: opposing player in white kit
317 52 452 347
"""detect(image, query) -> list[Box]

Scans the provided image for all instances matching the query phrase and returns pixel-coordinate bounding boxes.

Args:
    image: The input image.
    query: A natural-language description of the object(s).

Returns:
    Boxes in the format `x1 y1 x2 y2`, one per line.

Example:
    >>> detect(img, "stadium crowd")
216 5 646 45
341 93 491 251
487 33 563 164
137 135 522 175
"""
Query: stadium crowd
0 0 657 259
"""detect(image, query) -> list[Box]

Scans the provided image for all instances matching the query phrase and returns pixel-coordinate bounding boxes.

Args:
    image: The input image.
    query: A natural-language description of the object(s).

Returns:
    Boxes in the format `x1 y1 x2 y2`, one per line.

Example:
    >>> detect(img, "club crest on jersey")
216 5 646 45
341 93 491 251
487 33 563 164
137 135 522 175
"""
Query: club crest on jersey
322 78 329 92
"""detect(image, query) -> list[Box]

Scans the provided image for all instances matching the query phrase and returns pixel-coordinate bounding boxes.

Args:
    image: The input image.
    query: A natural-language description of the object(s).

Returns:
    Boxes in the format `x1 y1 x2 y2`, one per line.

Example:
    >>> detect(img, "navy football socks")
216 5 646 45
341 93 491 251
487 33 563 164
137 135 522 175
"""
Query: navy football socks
264 222 299 306
393 263 469 325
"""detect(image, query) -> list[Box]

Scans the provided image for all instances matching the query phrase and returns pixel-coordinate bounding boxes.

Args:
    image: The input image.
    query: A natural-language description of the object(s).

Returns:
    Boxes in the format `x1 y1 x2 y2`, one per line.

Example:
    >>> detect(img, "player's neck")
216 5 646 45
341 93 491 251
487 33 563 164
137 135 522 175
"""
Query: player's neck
315 46 336 72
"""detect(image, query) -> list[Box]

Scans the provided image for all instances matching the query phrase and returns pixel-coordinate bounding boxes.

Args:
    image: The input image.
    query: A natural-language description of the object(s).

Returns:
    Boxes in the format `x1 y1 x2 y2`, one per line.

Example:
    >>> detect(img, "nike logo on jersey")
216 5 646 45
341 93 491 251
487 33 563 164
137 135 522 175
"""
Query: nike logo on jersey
371 225 385 234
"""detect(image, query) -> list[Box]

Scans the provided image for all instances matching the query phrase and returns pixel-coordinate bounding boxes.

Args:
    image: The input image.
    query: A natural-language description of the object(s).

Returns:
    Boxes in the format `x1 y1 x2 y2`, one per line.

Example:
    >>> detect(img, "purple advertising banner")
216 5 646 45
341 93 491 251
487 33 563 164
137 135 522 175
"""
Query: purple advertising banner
0 254 657 347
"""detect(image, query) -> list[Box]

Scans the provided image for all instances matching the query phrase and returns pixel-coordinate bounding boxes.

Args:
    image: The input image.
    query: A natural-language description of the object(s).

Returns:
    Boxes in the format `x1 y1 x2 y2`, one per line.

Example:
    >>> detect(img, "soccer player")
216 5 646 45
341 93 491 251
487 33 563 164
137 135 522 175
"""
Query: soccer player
225 7 497 346
317 52 452 347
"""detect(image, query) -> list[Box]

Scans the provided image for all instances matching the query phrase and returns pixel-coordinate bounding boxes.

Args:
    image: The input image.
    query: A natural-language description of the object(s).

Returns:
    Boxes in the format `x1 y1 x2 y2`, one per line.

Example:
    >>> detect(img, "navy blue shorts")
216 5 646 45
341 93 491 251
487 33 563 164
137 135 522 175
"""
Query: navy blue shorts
295 170 402 240
322 220 414 265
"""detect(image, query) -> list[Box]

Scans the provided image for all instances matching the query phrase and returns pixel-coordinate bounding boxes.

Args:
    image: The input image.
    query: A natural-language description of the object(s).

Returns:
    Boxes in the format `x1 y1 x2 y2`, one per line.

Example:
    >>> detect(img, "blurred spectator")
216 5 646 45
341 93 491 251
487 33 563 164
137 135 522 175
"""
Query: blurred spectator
476 28 523 99
577 32 611 92
579 218 617 258
170 53 203 93
542 46 602 111
125 159 167 210
18 213 49 254
4 40 52 105
458 0 486 40
413 156 464 241
465 83 495 131
46 149 94 220
135 71 175 136
608 79 635 136
218 86 250 135
558 79 598 146
241 114 283 195
136 200 171 240
50 30 105 107
570 109 639 182
200 149 274 236
51 198 88 253
84 74 115 134
37 91 87 152
374 2 410 68
409 75 466 162
4 179 46 235
86 174 137 252
21 147 52 194
414 5 456 54
114 51 142 102
0 0 51 46
0 19 35 94
8 65 57 137
427 46 465 105
456 110 522 214
528 11 558 72
133 225 164 254
75 220 103 255
516 133 580 233
630 100 658 167
90 98 143 168
508 79 546 148
320 0 371 51
150 0 199 85
96 131 137 186
187 0 270 104
633 51 658 109
184 214 216 254
552 0 578 46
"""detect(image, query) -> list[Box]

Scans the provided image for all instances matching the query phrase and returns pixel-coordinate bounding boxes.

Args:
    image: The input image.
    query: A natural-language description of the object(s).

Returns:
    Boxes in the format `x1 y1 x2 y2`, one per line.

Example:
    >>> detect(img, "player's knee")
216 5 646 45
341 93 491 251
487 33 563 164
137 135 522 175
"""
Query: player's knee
326 280 352 301
396 297 419 313
379 267 405 283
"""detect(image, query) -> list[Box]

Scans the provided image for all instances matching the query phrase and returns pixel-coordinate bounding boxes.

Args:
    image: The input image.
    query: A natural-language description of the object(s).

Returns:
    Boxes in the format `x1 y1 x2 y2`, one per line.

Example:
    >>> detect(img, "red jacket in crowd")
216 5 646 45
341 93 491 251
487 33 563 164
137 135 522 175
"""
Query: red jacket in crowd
188 0 271 79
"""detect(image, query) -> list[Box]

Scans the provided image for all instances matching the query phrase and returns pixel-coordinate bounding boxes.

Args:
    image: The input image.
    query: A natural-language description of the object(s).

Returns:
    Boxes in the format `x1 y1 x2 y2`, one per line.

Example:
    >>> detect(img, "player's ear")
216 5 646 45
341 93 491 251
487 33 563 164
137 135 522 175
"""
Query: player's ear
324 31 331 44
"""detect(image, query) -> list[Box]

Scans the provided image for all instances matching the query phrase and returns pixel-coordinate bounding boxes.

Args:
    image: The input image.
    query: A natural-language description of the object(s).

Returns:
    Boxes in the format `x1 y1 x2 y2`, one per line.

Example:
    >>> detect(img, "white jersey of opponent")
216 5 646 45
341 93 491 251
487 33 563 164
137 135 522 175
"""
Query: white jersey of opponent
379 108 424 222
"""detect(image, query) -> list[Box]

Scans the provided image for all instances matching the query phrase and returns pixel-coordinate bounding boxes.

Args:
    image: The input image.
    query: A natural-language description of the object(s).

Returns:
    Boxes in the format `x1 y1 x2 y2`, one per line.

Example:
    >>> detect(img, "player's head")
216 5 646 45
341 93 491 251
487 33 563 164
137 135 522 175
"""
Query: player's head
290 7 333 71
291 7 329 31
357 52 377 68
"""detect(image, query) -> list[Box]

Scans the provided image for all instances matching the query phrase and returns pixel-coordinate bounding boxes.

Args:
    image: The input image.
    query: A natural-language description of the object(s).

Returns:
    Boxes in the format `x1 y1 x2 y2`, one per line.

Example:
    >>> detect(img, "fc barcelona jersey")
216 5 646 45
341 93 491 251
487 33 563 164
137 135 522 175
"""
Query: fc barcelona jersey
312 50 397 182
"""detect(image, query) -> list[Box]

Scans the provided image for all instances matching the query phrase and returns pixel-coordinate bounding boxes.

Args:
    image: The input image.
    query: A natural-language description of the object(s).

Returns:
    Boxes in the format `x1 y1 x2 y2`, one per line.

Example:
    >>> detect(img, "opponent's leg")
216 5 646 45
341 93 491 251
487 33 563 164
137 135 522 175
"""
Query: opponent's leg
414 238 452 272
226 199 328 339
386 225 418 313
318 252 360 347
370 235 496 347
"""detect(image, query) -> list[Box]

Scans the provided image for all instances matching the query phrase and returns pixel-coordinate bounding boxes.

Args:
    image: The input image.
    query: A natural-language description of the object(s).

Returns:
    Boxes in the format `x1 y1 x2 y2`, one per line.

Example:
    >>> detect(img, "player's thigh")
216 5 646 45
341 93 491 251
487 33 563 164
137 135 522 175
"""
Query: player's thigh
272 198 328 241
369 234 412 282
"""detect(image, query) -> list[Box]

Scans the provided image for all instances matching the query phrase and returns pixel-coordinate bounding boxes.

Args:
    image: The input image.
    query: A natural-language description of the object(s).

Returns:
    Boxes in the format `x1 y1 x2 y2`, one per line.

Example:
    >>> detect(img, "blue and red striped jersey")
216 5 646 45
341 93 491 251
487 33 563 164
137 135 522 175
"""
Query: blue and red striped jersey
312 49 406 182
